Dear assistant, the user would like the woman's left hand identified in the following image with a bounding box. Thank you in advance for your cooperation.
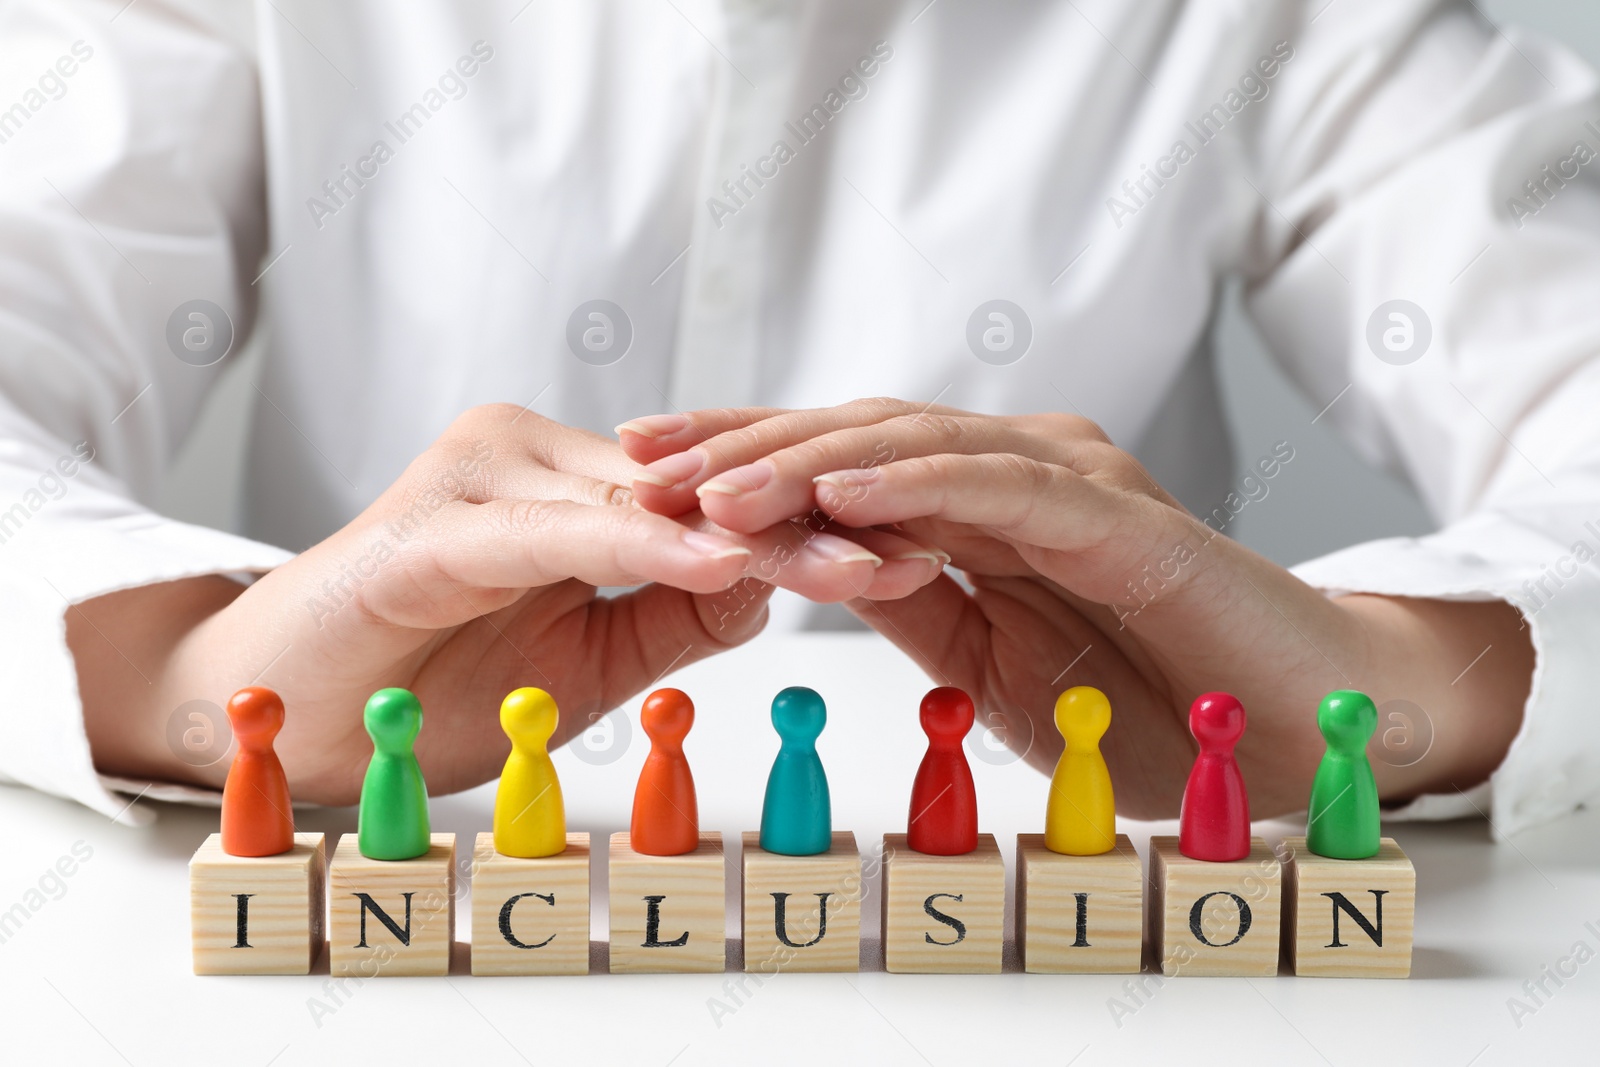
[616,399,1531,819]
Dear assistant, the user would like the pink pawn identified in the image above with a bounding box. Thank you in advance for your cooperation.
[1178,692,1251,862]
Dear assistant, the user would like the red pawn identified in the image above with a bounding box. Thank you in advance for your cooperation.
[220,687,294,857]
[630,688,700,856]
[1178,692,1251,862]
[907,687,979,855]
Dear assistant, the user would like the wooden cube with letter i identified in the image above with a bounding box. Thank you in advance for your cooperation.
[189,687,325,975]
[470,682,592,975]
[1282,691,1416,978]
[1149,694,1281,977]
[882,689,1005,974]
[328,689,455,977]
[609,689,726,974]
[1017,688,1143,973]
[741,686,862,973]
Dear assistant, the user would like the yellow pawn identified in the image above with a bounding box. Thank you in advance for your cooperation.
[1044,686,1116,856]
[493,688,567,858]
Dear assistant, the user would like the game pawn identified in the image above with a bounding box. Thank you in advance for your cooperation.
[1017,686,1143,973]
[190,686,326,974]
[473,687,590,975]
[329,688,455,977]
[1283,689,1416,978]
[610,688,724,973]
[882,687,1004,974]
[744,687,862,973]
[1149,692,1282,976]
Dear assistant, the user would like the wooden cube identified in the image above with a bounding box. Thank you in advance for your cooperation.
[1016,833,1143,973]
[1282,836,1415,978]
[741,831,862,973]
[1149,835,1281,976]
[328,833,455,977]
[190,833,325,975]
[470,832,590,976]
[608,832,725,973]
[881,833,1005,974]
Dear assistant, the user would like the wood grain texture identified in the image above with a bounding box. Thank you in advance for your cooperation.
[471,832,590,976]
[1149,835,1281,976]
[328,833,455,977]
[1016,833,1142,974]
[190,833,325,975]
[881,833,1004,974]
[1282,836,1414,978]
[608,832,725,974]
[741,831,861,973]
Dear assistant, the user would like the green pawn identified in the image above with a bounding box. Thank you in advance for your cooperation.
[1307,689,1381,860]
[358,688,432,860]
[759,687,832,856]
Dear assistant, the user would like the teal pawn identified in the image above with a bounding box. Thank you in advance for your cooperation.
[358,688,432,860]
[759,687,832,856]
[1307,689,1381,860]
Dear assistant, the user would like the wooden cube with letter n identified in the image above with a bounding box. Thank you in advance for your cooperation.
[742,831,862,973]
[329,833,455,977]
[470,832,590,976]
[1282,836,1415,978]
[881,833,1004,974]
[608,832,725,973]
[190,833,326,975]
[1016,833,1142,973]
[1149,836,1281,976]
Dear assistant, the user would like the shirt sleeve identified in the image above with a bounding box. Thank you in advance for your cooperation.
[1242,1,1600,837]
[0,1,292,823]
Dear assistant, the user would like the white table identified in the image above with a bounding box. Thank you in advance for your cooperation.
[3,633,1593,1065]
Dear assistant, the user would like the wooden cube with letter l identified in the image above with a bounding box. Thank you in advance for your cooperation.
[881,833,1005,974]
[1016,833,1143,973]
[328,833,455,977]
[742,831,862,973]
[608,832,725,973]
[1282,835,1415,978]
[470,832,590,976]
[190,833,326,975]
[1149,836,1281,976]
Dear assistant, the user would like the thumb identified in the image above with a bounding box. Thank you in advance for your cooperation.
[589,578,774,715]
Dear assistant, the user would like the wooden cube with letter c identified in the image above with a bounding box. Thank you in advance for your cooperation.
[1281,835,1415,978]
[1149,835,1281,976]
[881,833,1004,974]
[328,833,455,977]
[608,832,725,974]
[470,832,590,976]
[741,831,862,973]
[190,833,325,975]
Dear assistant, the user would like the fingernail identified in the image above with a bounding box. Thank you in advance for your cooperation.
[889,549,949,567]
[636,450,705,488]
[814,467,880,490]
[615,414,689,440]
[698,462,773,499]
[682,531,752,560]
[805,533,883,566]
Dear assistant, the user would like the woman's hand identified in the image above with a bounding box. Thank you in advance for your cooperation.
[619,399,1533,818]
[76,406,934,803]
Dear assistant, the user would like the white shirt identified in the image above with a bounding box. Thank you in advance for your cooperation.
[1,0,1597,836]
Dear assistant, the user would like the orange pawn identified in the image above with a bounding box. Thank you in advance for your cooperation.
[220,686,294,857]
[629,688,699,856]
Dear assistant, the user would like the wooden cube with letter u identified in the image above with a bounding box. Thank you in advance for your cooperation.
[742,831,862,973]
[470,832,590,976]
[881,833,1005,974]
[329,833,456,977]
[1282,836,1415,978]
[1149,836,1281,976]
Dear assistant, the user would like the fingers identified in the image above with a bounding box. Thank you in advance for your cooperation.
[625,398,968,517]
[615,407,790,465]
[687,413,1078,533]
